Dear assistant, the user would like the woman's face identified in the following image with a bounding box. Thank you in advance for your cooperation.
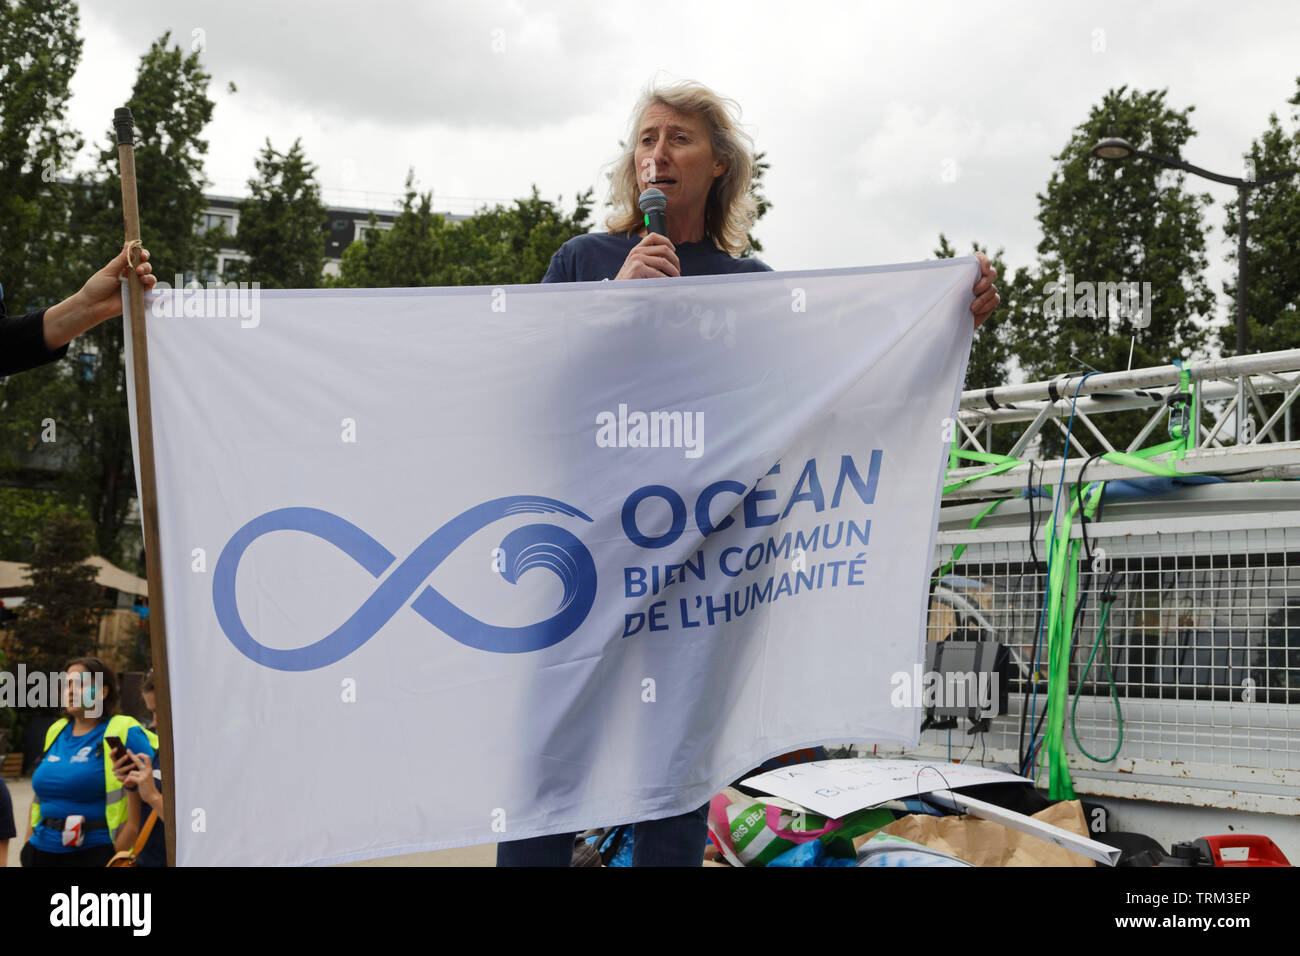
[634,103,725,224]
[63,664,95,716]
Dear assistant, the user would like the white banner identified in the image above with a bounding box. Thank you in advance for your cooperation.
[126,257,976,865]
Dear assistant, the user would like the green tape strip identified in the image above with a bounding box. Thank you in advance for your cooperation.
[943,362,1206,795]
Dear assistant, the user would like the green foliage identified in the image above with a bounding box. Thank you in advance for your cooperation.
[225,138,327,288]
[73,30,219,280]
[449,185,594,285]
[932,88,1221,461]
[48,31,217,564]
[0,488,90,562]
[998,87,1219,457]
[9,26,1300,565]
[1221,76,1300,356]
[743,150,771,256]
[1028,87,1215,381]
[934,235,1040,454]
[0,0,84,313]
[10,513,104,673]
[934,234,1015,390]
[333,173,594,289]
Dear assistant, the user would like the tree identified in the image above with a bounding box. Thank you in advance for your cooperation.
[0,0,86,598]
[334,174,593,289]
[74,31,219,281]
[934,235,1041,455]
[1221,76,1300,357]
[445,184,594,286]
[935,234,1016,390]
[10,513,104,674]
[225,138,327,288]
[1023,87,1217,455]
[743,149,771,256]
[333,172,452,288]
[0,490,90,563]
[49,32,218,565]
[0,0,84,313]
[0,0,85,519]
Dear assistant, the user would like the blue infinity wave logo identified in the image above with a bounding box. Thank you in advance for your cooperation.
[212,496,597,670]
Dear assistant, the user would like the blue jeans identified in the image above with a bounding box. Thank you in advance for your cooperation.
[496,802,710,867]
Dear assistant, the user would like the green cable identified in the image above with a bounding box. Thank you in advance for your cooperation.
[1042,370,1200,795]
[944,366,1199,794]
[1042,484,1087,799]
[944,449,1024,495]
[1070,597,1124,762]
[932,498,1006,581]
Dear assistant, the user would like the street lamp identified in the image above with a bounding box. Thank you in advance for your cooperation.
[1090,136,1298,356]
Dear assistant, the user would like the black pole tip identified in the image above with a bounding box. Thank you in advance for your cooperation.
[114,107,135,146]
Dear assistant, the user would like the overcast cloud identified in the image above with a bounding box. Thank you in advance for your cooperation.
[61,0,1300,367]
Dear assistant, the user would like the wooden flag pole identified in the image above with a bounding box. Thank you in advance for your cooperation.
[114,106,178,867]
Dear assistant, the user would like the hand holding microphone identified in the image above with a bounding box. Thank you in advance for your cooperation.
[614,187,681,280]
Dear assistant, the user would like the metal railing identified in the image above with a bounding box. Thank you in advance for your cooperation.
[949,350,1300,499]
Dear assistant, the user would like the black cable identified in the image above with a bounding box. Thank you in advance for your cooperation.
[1075,453,1106,567]
[1021,458,1108,775]
[1025,566,1121,771]
[1017,588,1049,776]
[1018,464,1045,774]
[1025,571,1096,767]
[914,764,955,799]
[1066,579,1093,666]
[1027,462,1042,573]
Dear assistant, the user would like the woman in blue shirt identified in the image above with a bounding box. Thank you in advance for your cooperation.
[498,78,999,867]
[21,657,155,867]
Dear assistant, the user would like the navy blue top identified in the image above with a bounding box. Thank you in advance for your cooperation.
[542,232,772,283]
[0,280,66,376]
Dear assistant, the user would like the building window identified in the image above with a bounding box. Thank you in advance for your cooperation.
[200,210,237,236]
[355,220,394,242]
[215,253,251,281]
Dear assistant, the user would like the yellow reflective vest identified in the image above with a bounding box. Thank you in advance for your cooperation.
[29,714,158,842]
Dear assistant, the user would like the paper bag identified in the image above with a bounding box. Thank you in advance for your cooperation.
[859,799,1096,867]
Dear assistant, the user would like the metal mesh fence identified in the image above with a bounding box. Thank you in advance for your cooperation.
[922,525,1300,773]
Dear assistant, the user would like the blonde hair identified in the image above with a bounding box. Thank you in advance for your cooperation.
[604,79,760,257]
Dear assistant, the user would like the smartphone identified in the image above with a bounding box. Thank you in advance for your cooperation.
[106,736,127,761]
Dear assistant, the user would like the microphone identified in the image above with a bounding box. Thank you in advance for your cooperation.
[638,187,668,238]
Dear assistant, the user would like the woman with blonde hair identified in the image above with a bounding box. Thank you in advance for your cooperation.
[501,78,998,867]
[539,78,998,327]
[540,79,775,283]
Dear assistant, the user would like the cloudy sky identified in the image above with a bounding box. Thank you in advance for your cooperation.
[62,0,1300,358]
